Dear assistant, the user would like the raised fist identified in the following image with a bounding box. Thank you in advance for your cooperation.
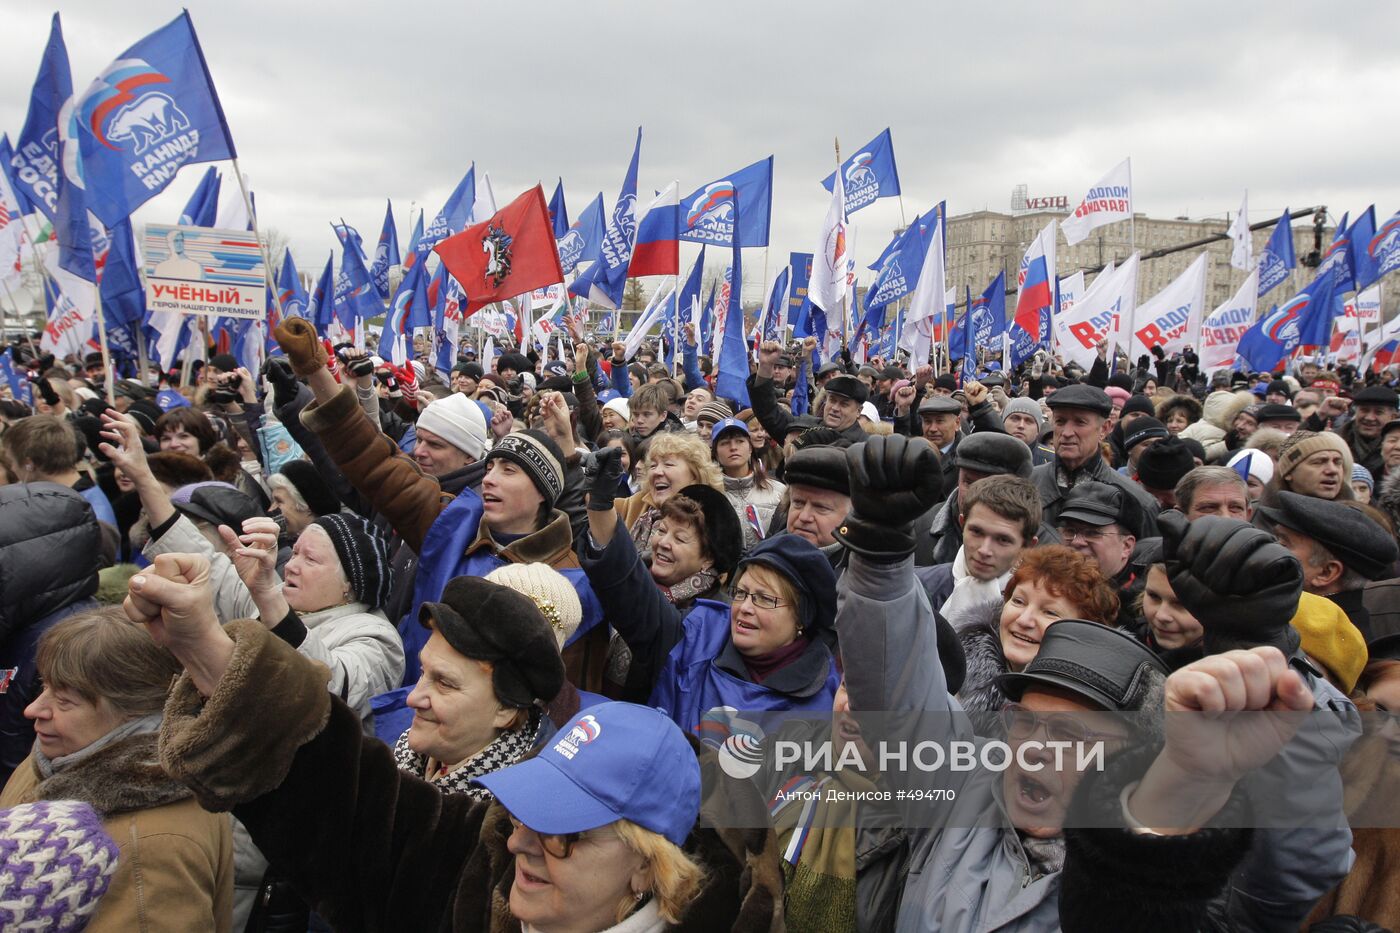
[273,317,326,377]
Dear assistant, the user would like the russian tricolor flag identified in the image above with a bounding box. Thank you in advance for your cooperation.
[628,181,680,278]
[1013,220,1057,337]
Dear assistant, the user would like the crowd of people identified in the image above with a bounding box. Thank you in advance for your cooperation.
[1,318,1399,933]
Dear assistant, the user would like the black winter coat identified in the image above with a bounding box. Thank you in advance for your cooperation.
[0,483,102,783]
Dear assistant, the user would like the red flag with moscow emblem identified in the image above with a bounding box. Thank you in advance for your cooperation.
[433,185,565,317]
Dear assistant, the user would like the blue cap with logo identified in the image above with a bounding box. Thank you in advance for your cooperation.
[710,417,751,445]
[475,702,700,846]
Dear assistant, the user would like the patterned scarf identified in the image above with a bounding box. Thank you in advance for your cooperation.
[661,567,719,605]
[392,712,541,800]
[629,507,660,561]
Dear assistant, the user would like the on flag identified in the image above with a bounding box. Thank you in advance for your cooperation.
[1237,298,1304,372]
[1349,206,1378,292]
[11,20,71,226]
[40,245,97,358]
[1199,270,1259,371]
[899,204,946,365]
[1228,192,1251,271]
[557,192,603,274]
[0,138,23,292]
[1293,263,1344,350]
[679,156,773,248]
[214,172,252,231]
[433,185,565,316]
[369,200,400,300]
[629,181,680,278]
[821,129,900,216]
[714,192,749,407]
[308,252,335,330]
[808,168,849,328]
[968,272,1007,355]
[1126,252,1207,360]
[1257,209,1296,297]
[472,172,497,224]
[548,180,569,238]
[1012,220,1057,335]
[570,128,642,309]
[865,206,936,316]
[17,15,95,282]
[668,246,706,368]
[761,266,791,343]
[75,12,236,227]
[622,281,674,360]
[179,166,220,226]
[276,248,308,319]
[1060,158,1132,247]
[378,258,431,365]
[334,225,381,329]
[1054,254,1139,371]
[418,165,476,256]
[1363,208,1400,287]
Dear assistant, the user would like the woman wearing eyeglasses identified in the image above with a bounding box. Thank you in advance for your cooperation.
[580,447,839,733]
[127,554,782,933]
[956,544,1119,714]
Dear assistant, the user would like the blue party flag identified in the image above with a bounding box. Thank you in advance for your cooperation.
[679,156,773,248]
[821,128,900,215]
[75,12,236,227]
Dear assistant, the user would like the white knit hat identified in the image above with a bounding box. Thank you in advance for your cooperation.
[1227,448,1275,487]
[603,397,630,422]
[416,394,488,460]
[485,562,583,649]
[860,401,880,422]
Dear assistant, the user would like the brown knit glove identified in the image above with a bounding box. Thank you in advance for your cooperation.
[273,317,326,377]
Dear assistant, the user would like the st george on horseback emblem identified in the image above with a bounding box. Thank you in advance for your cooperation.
[482,224,513,288]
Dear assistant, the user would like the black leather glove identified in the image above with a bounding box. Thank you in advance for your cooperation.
[838,434,943,561]
[264,358,300,411]
[584,445,624,512]
[1157,510,1302,655]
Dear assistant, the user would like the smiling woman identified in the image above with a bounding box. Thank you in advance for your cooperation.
[956,544,1119,715]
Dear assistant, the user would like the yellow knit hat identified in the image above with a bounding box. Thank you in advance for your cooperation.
[1289,592,1367,693]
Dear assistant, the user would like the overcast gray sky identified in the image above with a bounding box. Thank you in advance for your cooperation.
[6,1,1399,300]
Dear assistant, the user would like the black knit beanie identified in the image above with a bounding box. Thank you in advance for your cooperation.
[312,513,395,609]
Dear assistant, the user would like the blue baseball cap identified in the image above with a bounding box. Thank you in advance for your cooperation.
[475,702,700,846]
[710,417,750,445]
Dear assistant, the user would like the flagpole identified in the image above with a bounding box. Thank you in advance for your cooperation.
[833,137,849,351]
[91,287,116,405]
[229,158,284,320]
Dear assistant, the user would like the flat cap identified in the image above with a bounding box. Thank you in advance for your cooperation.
[1258,490,1400,581]
[918,395,962,416]
[824,374,870,405]
[1351,385,1399,408]
[951,433,1032,479]
[1058,481,1146,537]
[1044,383,1112,417]
[1255,403,1301,423]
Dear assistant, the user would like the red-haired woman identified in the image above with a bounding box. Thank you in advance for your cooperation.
[956,544,1119,713]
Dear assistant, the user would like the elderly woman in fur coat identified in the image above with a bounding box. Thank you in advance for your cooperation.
[125,553,783,933]
[952,545,1120,714]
